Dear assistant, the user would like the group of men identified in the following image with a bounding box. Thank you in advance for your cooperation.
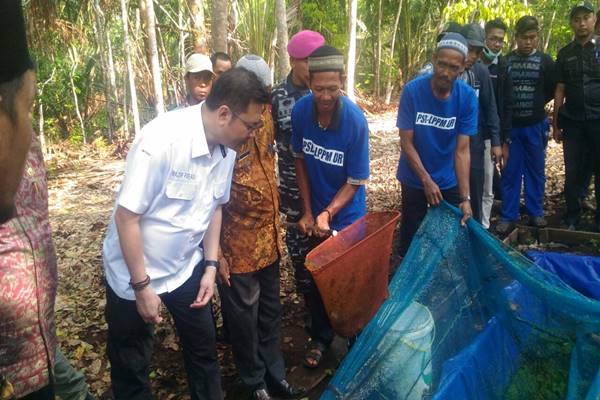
[399,1,600,257]
[3,0,600,399]
[99,28,371,400]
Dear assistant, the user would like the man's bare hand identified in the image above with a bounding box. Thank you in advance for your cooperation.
[135,286,163,324]
[314,211,331,237]
[501,143,510,168]
[191,267,216,308]
[423,177,443,206]
[298,213,315,236]
[491,145,503,169]
[459,201,473,226]
[217,256,231,287]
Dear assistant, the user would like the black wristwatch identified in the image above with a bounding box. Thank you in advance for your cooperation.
[204,260,220,269]
[459,195,471,203]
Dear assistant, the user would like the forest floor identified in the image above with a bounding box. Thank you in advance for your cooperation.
[47,109,585,399]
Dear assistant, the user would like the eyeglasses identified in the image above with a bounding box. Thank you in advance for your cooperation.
[487,36,505,44]
[231,110,264,132]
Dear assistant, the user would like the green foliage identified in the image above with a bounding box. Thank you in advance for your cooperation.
[300,0,348,50]
[235,0,276,63]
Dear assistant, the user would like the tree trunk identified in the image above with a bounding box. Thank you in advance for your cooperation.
[141,0,165,114]
[543,9,556,53]
[275,0,290,82]
[68,47,86,144]
[121,0,141,138]
[346,0,358,102]
[374,0,382,98]
[188,0,209,53]
[105,30,118,141]
[384,0,404,105]
[92,0,115,140]
[212,0,228,53]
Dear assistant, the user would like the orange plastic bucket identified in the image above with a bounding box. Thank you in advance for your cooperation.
[305,211,400,337]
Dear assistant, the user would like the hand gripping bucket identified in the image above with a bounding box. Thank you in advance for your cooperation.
[305,211,400,337]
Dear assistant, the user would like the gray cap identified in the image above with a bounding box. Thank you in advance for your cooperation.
[437,32,469,58]
[462,23,486,48]
[236,55,272,87]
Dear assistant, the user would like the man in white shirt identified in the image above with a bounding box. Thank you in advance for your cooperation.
[102,68,270,400]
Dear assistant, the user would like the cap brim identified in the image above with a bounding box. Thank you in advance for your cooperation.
[187,68,215,74]
[467,39,485,48]
[571,6,594,18]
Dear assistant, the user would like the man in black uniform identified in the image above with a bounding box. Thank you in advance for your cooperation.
[553,1,600,230]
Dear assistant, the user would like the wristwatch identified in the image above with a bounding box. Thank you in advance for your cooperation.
[204,260,220,269]
[459,195,471,203]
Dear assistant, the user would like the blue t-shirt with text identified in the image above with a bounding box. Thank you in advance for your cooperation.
[291,94,370,231]
[396,75,478,190]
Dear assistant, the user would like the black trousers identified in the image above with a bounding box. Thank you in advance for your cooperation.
[105,263,222,400]
[399,183,461,256]
[20,385,54,400]
[562,120,600,224]
[470,167,484,224]
[220,261,285,390]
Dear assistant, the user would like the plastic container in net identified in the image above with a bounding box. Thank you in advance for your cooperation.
[305,211,400,337]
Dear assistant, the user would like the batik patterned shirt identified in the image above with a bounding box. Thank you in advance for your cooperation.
[221,110,283,273]
[0,136,57,398]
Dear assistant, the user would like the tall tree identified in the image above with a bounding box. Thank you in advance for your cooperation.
[212,0,228,53]
[275,0,290,82]
[188,0,209,52]
[346,0,357,102]
[385,0,403,105]
[121,0,141,138]
[141,0,165,114]
[374,0,382,98]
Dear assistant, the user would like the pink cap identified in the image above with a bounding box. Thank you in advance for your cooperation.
[287,30,325,59]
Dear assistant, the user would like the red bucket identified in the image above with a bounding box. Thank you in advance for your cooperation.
[305,211,400,337]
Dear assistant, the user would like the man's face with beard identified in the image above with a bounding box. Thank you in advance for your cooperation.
[570,10,596,40]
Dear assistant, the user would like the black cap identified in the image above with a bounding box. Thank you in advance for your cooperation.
[462,23,486,48]
[570,0,594,19]
[0,0,34,83]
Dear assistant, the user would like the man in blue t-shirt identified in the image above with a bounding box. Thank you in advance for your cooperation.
[291,45,370,368]
[397,32,478,256]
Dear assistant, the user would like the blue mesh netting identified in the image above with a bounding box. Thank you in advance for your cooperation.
[321,202,600,400]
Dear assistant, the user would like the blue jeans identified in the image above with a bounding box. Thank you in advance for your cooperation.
[500,122,546,221]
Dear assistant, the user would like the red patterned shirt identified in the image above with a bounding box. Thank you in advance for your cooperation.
[0,136,57,398]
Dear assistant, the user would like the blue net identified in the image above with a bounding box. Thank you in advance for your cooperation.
[321,202,600,400]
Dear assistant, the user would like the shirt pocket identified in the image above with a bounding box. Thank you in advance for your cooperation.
[165,181,197,201]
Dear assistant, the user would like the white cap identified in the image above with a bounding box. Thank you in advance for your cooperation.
[236,55,272,87]
[185,53,214,74]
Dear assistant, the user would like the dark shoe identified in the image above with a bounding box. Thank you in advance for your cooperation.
[496,220,515,235]
[565,218,579,231]
[529,216,547,228]
[269,379,303,399]
[85,394,96,400]
[303,341,328,369]
[252,388,271,400]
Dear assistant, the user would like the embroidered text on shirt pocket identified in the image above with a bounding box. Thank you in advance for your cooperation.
[166,181,197,200]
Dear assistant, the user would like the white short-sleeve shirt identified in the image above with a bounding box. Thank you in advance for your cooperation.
[102,103,236,300]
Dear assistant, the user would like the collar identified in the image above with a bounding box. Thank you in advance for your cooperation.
[573,36,597,48]
[312,97,343,131]
[286,73,309,94]
[191,102,212,159]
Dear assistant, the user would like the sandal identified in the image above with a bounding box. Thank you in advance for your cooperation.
[303,342,327,369]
